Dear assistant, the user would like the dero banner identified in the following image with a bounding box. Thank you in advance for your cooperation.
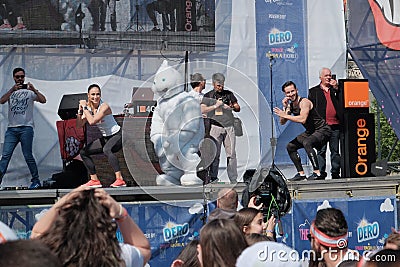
[255,0,308,164]
[291,196,397,256]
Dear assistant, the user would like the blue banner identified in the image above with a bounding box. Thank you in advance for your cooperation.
[1,196,397,266]
[255,0,308,164]
[0,200,206,267]
[290,196,397,257]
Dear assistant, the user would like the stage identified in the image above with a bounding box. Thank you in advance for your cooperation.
[1,175,399,206]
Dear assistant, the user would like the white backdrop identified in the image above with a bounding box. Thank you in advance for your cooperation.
[0,0,346,186]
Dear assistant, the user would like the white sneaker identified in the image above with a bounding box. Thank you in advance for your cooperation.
[180,174,203,186]
[156,174,181,186]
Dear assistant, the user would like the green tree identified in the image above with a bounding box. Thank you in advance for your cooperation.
[372,100,400,162]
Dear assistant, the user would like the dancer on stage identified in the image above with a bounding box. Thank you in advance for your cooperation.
[76,84,126,188]
[274,80,331,181]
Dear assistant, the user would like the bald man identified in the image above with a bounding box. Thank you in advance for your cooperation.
[208,188,238,221]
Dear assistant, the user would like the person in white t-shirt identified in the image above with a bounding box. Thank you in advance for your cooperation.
[0,67,46,190]
[188,73,206,103]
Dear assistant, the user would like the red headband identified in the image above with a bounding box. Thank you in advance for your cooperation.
[310,222,348,248]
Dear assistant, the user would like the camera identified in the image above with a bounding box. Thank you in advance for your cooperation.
[254,180,280,218]
[242,167,291,221]
[21,84,28,89]
[220,96,230,105]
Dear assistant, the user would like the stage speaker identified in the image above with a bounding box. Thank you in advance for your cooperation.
[51,159,88,188]
[58,93,87,120]
[371,159,388,177]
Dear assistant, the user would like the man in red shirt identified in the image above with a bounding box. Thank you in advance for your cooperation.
[308,68,343,179]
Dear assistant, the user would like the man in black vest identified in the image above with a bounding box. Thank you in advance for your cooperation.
[308,68,343,179]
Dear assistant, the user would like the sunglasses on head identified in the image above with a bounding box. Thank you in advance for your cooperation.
[14,75,25,79]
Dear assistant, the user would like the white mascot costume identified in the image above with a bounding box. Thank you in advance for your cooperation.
[150,60,204,186]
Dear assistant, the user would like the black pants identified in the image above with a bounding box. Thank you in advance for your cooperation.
[287,126,331,172]
[88,0,107,31]
[0,0,22,23]
[80,129,122,175]
[146,0,176,30]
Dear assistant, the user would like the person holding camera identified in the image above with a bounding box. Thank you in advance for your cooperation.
[201,73,240,184]
[273,81,331,181]
[308,68,343,180]
[0,67,46,189]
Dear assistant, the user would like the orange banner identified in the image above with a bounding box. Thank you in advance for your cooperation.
[343,81,369,108]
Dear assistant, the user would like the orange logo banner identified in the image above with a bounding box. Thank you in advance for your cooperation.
[343,81,369,108]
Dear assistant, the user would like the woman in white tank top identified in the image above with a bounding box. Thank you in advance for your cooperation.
[76,84,126,188]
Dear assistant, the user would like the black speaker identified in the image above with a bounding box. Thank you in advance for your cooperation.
[51,159,88,188]
[58,93,87,120]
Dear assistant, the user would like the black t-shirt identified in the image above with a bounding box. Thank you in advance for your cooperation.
[202,89,238,127]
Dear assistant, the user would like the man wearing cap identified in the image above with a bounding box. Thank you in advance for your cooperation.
[308,208,359,267]
[189,73,206,103]
[201,73,240,183]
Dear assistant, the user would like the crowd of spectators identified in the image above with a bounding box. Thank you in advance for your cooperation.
[1,186,399,267]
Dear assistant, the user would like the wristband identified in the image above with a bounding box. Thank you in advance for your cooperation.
[213,105,217,109]
[115,205,128,222]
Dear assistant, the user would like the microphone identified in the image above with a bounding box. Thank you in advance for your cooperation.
[267,51,275,60]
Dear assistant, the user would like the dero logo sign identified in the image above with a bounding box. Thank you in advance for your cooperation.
[163,222,189,242]
[357,221,379,243]
[269,29,292,45]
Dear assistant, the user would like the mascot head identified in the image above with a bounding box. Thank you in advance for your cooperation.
[152,60,184,98]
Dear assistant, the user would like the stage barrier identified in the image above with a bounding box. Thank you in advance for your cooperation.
[0,196,397,266]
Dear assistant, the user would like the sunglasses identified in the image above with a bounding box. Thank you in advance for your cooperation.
[14,75,25,79]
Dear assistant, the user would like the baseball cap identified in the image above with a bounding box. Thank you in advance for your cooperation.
[0,221,18,244]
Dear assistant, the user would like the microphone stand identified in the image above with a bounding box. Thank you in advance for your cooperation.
[268,53,286,235]
[126,0,144,31]
[269,53,278,168]
[268,52,286,179]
